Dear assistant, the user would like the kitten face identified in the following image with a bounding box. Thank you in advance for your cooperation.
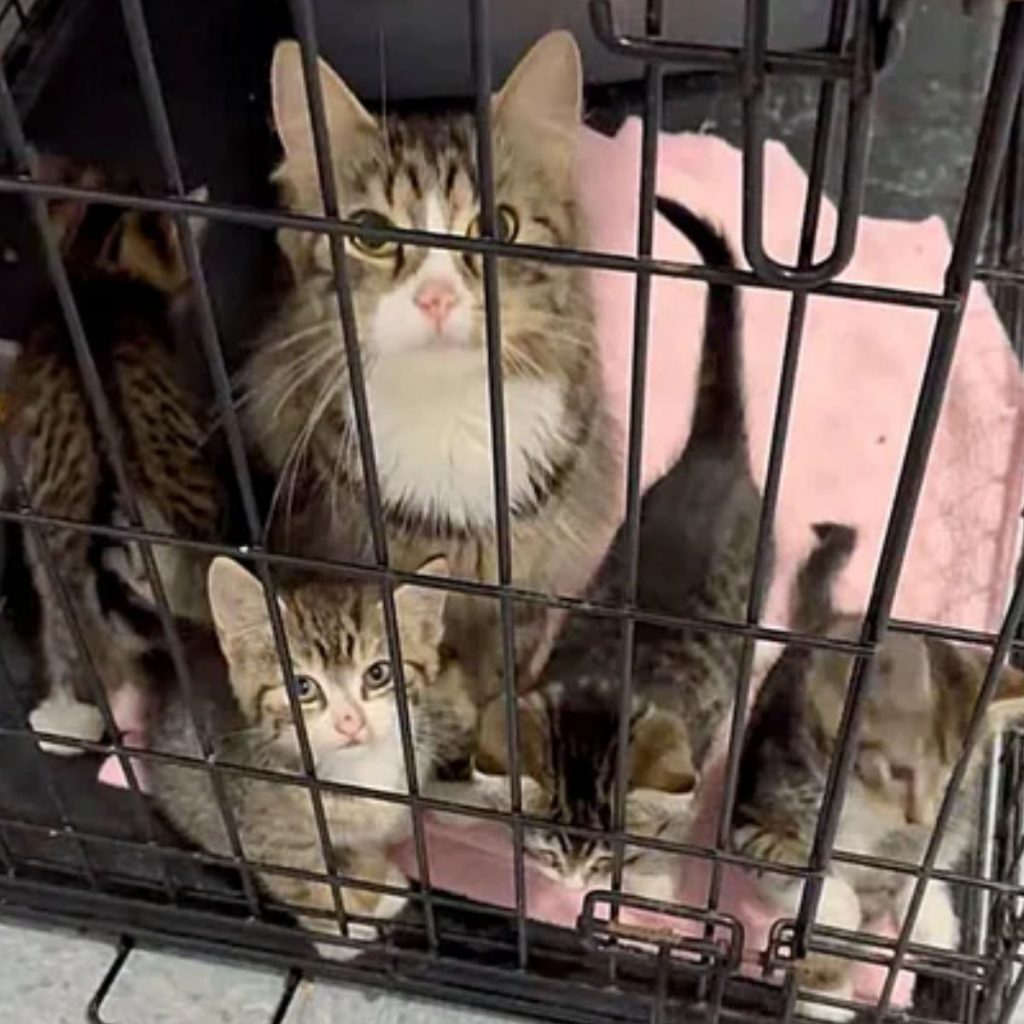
[812,628,1024,829]
[270,33,587,374]
[207,556,448,789]
[477,686,697,888]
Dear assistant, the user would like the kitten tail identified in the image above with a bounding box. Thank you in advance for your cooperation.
[654,195,743,452]
[790,523,857,633]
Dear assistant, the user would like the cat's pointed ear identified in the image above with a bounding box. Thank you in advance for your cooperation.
[476,694,548,781]
[271,40,375,172]
[493,31,581,172]
[393,556,449,646]
[208,557,275,641]
[630,707,697,795]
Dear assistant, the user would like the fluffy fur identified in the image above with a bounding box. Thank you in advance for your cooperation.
[148,556,476,954]
[733,523,1024,1019]
[435,199,766,898]
[9,156,219,754]
[240,32,617,689]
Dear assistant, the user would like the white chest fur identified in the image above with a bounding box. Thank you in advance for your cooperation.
[358,349,568,530]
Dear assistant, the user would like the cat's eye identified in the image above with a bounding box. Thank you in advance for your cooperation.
[362,660,393,695]
[532,849,562,870]
[292,674,322,704]
[348,209,400,258]
[468,204,519,244]
[589,856,614,878]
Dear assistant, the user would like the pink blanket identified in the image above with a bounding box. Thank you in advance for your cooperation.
[390,122,1024,1004]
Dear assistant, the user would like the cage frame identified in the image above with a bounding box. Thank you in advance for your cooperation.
[0,1,1022,1023]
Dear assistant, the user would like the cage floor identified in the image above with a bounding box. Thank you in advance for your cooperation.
[0,0,1010,1019]
[0,920,506,1024]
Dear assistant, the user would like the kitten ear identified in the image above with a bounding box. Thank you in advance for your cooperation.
[493,31,581,173]
[630,707,697,795]
[207,557,274,641]
[393,556,449,645]
[271,40,375,174]
[475,694,548,780]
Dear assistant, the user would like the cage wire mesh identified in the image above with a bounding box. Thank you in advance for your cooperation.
[0,0,1023,1022]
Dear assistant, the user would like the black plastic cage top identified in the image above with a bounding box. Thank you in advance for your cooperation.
[2,0,1024,1022]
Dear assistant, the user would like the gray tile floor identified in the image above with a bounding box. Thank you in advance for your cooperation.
[0,920,498,1024]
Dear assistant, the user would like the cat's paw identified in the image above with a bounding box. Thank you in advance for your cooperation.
[905,881,960,951]
[795,959,857,1022]
[29,695,104,755]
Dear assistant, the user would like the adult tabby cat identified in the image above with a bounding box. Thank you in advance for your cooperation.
[733,523,1024,1019]
[241,32,616,687]
[8,156,218,753]
[149,555,476,954]
[441,198,766,898]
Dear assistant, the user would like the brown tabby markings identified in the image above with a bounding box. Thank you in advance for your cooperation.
[733,524,1024,1018]
[11,158,219,751]
[150,561,476,951]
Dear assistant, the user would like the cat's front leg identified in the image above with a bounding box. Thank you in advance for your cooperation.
[736,825,862,1022]
[895,878,960,952]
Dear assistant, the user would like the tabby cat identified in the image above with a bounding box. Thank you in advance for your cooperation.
[7,156,218,753]
[148,555,476,954]
[241,31,616,689]
[438,198,766,899]
[733,523,1024,1019]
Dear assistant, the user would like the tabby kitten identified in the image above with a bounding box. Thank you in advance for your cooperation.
[8,156,218,753]
[148,556,476,953]
[733,523,1024,1019]
[242,31,616,688]
[441,199,765,899]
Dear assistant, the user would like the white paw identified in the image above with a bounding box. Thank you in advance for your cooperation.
[906,882,960,951]
[29,695,104,755]
[369,864,410,922]
[624,862,679,903]
[796,996,857,1023]
[796,977,856,1022]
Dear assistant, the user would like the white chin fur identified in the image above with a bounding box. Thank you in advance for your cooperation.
[29,695,104,755]
[360,348,567,531]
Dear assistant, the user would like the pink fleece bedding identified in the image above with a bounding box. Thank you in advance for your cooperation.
[389,122,1024,1004]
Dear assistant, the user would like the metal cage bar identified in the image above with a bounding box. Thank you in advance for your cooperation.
[467,0,529,969]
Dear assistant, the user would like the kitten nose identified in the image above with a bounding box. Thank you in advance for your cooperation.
[414,278,458,329]
[334,706,367,746]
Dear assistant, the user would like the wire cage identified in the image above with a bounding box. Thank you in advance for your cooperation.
[1,1,1024,1022]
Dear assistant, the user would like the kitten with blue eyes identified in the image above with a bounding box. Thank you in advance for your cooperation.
[240,31,616,690]
[148,555,476,955]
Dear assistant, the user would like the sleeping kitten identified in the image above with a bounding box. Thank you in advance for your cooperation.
[438,198,765,900]
[7,156,218,754]
[241,31,616,690]
[149,555,476,954]
[733,523,1024,1019]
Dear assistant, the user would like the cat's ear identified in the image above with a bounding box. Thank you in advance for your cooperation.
[271,40,375,173]
[208,557,275,641]
[393,556,449,646]
[29,150,110,253]
[113,193,208,294]
[493,31,581,173]
[630,707,697,795]
[476,694,548,781]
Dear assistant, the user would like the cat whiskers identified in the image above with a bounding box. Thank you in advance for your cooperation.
[269,367,343,540]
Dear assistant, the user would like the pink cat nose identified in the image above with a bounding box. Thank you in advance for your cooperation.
[334,707,367,746]
[414,278,458,329]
